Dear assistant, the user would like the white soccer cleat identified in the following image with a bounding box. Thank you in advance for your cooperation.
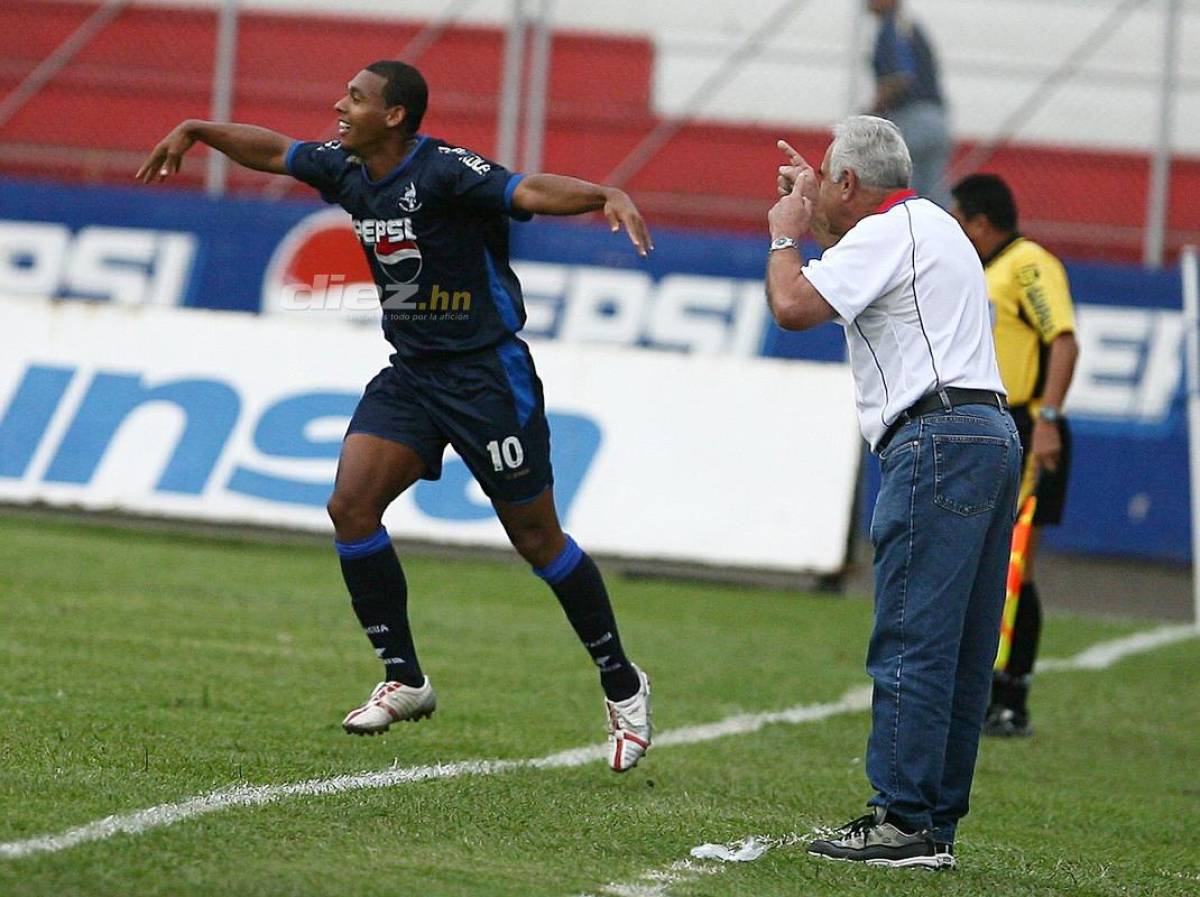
[605,665,651,772]
[341,677,437,735]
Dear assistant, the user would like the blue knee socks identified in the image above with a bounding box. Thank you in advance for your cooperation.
[534,536,639,701]
[336,527,424,687]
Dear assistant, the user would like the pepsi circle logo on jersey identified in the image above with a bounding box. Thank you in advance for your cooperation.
[373,237,422,285]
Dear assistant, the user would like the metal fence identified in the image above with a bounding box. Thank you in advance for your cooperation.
[1,0,1196,265]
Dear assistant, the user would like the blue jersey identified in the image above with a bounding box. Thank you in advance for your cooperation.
[872,15,943,110]
[285,135,532,360]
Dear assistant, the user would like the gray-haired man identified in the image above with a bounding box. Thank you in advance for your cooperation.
[768,116,1020,869]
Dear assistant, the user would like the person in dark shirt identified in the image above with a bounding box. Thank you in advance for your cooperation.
[138,60,654,772]
[867,0,952,208]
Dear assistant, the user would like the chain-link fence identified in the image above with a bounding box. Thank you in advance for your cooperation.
[2,0,1197,264]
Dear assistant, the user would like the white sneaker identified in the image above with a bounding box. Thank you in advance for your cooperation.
[605,665,651,772]
[341,678,436,735]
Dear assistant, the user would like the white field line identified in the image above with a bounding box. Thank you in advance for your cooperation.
[577,834,805,897]
[1,624,1192,862]
[582,858,721,897]
[1036,623,1196,671]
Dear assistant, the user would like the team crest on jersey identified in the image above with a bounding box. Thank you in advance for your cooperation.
[398,182,422,213]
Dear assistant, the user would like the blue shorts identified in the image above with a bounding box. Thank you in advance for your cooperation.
[347,337,553,504]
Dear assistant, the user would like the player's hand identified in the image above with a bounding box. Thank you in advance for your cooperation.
[777,139,818,202]
[1031,418,1061,473]
[136,122,197,184]
[603,189,654,257]
[767,168,815,240]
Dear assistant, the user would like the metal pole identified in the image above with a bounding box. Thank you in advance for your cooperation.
[844,0,868,116]
[496,0,528,169]
[605,0,812,188]
[521,0,553,174]
[206,0,239,196]
[0,0,128,129]
[1142,0,1182,268]
[398,0,478,63]
[1181,246,1200,630]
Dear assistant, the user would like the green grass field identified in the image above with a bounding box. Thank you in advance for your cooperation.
[0,514,1197,897]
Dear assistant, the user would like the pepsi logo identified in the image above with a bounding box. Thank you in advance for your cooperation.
[374,238,422,284]
[261,208,374,313]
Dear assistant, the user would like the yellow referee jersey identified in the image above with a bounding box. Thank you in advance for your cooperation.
[984,236,1076,407]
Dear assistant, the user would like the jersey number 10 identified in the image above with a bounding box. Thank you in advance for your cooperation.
[486,436,525,471]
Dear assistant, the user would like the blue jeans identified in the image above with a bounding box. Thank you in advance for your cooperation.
[891,100,952,209]
[865,403,1021,843]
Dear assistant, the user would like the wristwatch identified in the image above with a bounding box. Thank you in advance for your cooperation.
[769,236,799,253]
[1038,405,1062,423]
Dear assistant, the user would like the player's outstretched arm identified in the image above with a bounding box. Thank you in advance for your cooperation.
[137,120,294,184]
[512,174,653,257]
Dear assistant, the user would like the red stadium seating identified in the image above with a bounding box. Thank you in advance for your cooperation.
[1,0,1195,262]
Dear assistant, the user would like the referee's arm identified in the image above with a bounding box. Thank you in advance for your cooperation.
[1032,332,1079,472]
[1039,332,1078,414]
[1017,256,1079,471]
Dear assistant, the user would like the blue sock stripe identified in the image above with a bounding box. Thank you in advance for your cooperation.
[335,526,392,559]
[534,535,584,585]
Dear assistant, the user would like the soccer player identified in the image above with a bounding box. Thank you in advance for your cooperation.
[137,60,654,772]
[951,173,1079,738]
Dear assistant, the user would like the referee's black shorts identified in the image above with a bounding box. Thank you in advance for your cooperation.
[1010,404,1071,526]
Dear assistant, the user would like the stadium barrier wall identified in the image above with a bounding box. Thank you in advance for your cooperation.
[0,175,1191,562]
[0,299,861,575]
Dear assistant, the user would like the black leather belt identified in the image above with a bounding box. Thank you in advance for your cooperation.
[878,387,1007,452]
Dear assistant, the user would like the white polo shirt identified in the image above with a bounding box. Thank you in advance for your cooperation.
[802,190,1005,451]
